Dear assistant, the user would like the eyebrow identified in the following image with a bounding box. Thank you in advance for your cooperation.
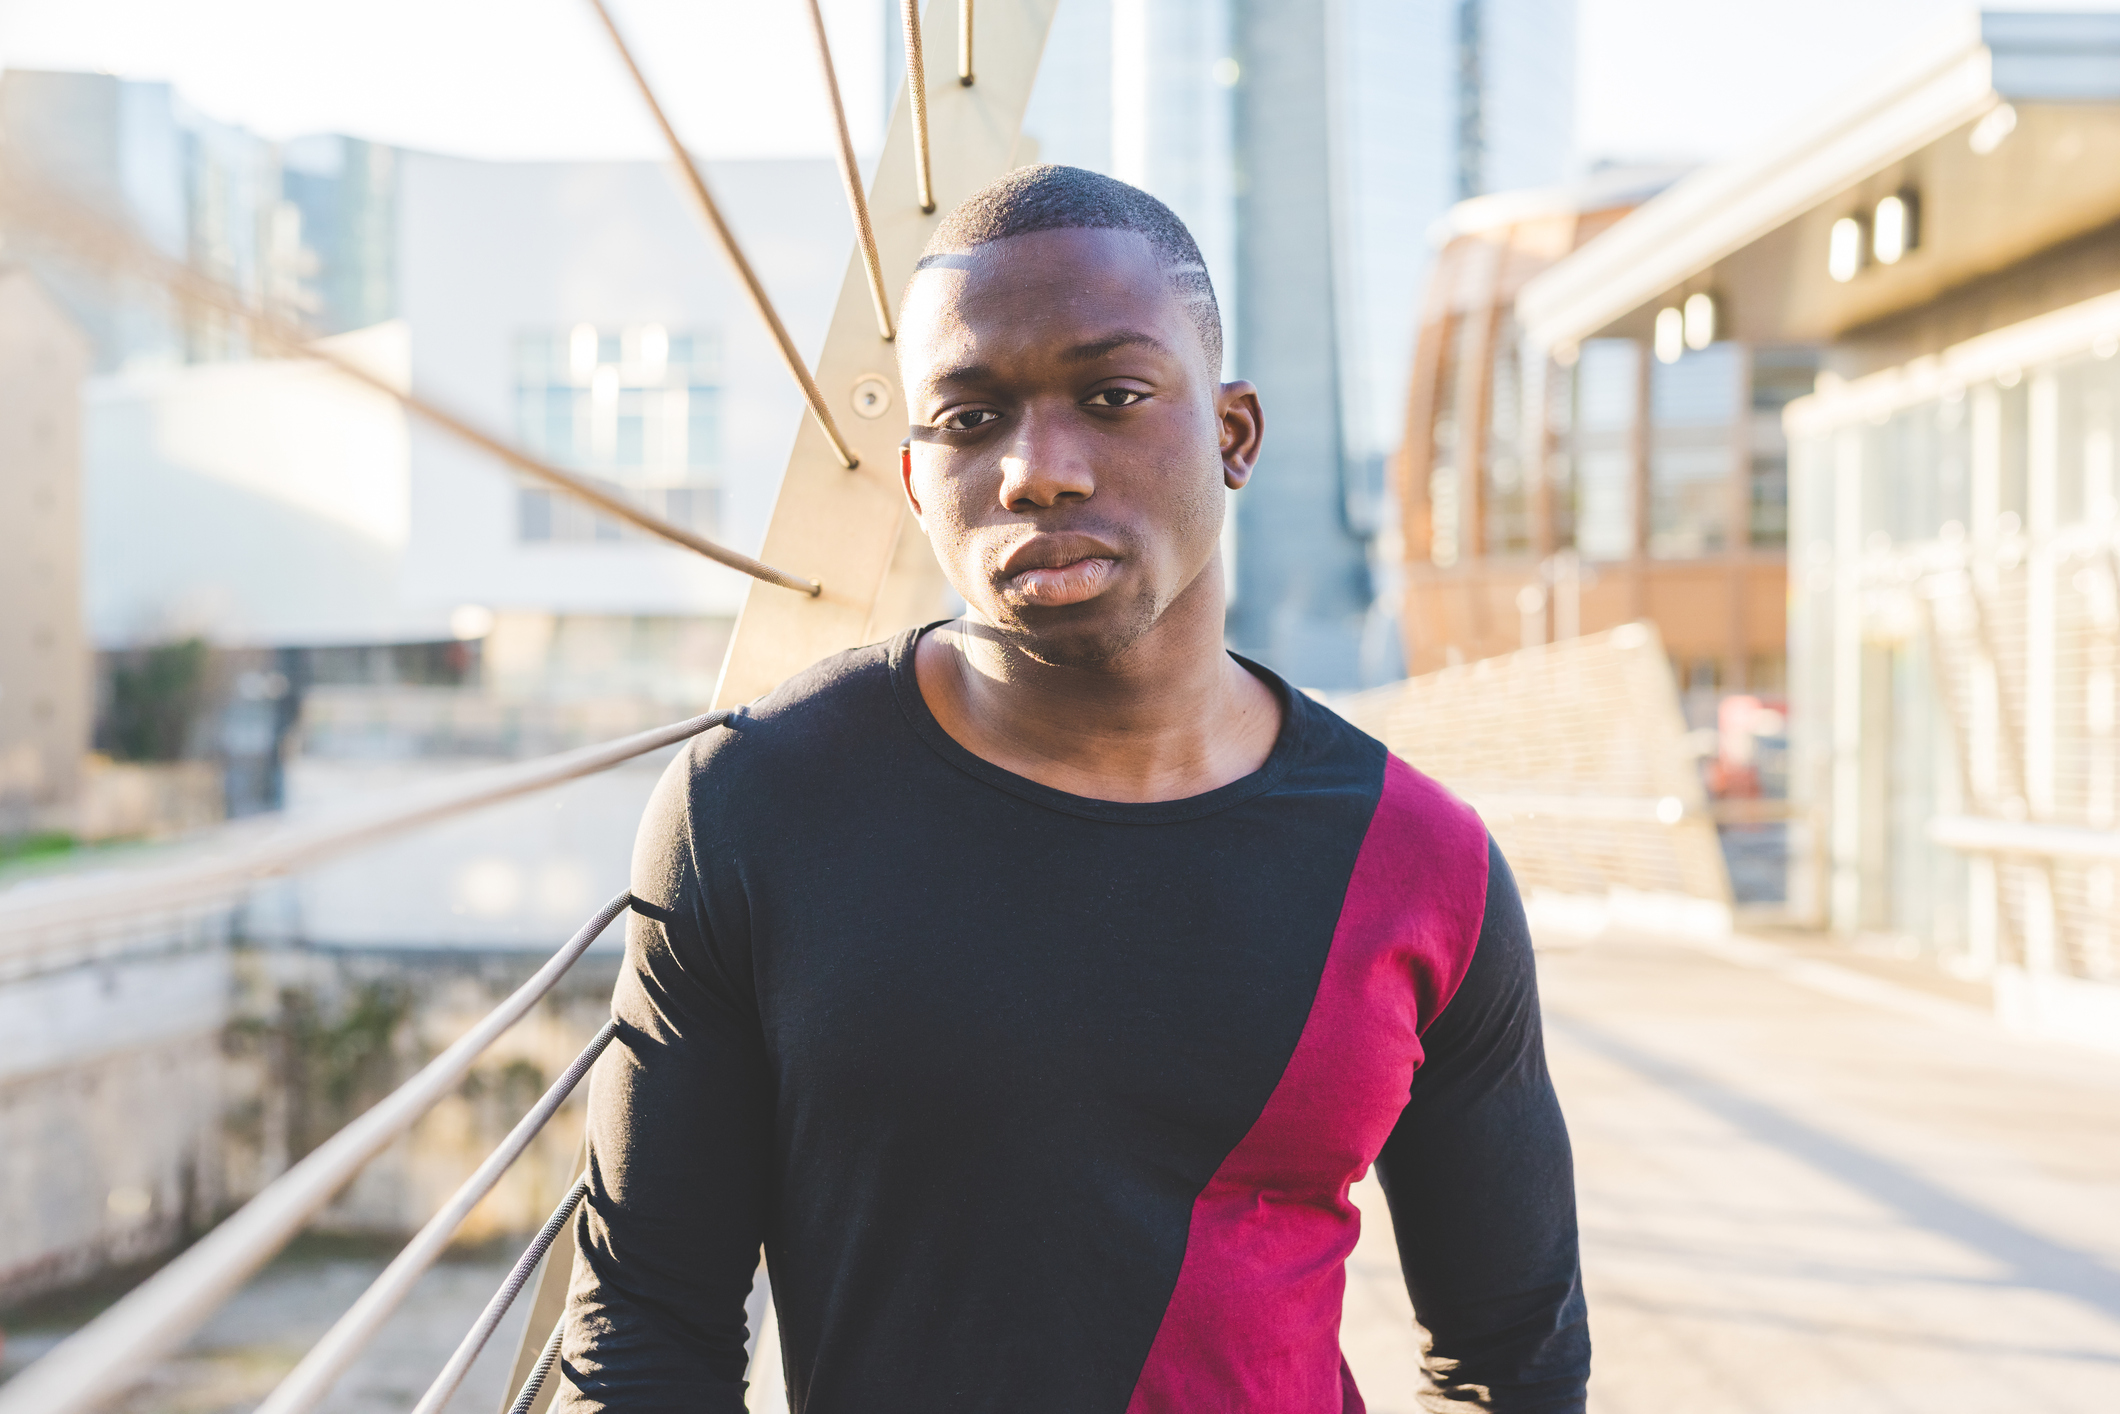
[920,332,1179,394]
[924,361,993,390]
[1060,332,1176,363]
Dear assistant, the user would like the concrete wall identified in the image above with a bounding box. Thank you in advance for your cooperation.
[0,270,93,836]
[0,912,629,1305]
[0,917,233,1303]
[223,943,624,1244]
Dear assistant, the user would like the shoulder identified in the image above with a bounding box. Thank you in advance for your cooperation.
[661,635,904,827]
[1294,691,1491,945]
[1294,691,1487,861]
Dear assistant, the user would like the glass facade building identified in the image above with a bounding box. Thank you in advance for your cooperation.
[1398,171,1799,714]
[1514,11,2120,1039]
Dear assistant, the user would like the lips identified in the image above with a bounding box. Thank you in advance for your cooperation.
[998,532,1123,608]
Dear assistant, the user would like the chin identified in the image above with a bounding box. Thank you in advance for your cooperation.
[987,591,1162,670]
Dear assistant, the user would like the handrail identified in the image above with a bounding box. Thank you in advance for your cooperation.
[0,709,731,969]
[507,1322,570,1414]
[253,1021,620,1414]
[410,1174,592,1414]
[1930,814,2120,861]
[0,893,642,1414]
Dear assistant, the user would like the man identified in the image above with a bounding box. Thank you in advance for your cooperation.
[558,165,1588,1412]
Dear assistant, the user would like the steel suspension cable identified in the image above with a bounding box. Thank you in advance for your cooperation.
[959,0,975,85]
[585,0,860,469]
[410,1172,593,1414]
[330,362,821,596]
[802,0,894,341]
[900,0,937,212]
[0,167,821,597]
[509,1322,569,1414]
[254,1021,622,1414]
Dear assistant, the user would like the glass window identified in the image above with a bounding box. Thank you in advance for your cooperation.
[544,388,578,466]
[1485,455,1531,555]
[1576,340,1637,432]
[1483,328,1531,556]
[615,406,645,469]
[1750,454,1788,547]
[512,325,721,545]
[1577,450,1632,560]
[687,386,721,472]
[519,487,553,542]
[1549,450,1576,551]
[1650,446,1731,558]
[1653,344,1742,426]
[1998,379,2029,525]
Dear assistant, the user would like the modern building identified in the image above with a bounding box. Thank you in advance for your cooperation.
[0,70,389,371]
[1009,0,1576,687]
[0,269,92,838]
[1400,163,1806,705]
[6,65,851,831]
[1517,10,2120,1042]
[82,150,843,813]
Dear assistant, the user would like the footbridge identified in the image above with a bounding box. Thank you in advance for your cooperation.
[0,5,1735,1411]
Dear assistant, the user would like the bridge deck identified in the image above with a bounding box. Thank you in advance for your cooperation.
[1348,934,2120,1413]
[5,931,2117,1413]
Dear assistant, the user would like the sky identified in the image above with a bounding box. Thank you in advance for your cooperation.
[2,0,2119,167]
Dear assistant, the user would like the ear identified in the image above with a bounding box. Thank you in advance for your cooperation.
[1215,381,1263,490]
[900,437,924,520]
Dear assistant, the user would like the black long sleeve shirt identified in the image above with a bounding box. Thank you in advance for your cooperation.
[557,628,1589,1413]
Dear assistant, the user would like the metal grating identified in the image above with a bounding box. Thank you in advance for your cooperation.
[1897,532,2120,982]
[1336,623,1732,908]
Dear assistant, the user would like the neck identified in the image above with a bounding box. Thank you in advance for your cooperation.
[913,561,1283,803]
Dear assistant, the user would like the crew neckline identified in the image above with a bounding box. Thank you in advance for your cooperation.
[886,622,1306,824]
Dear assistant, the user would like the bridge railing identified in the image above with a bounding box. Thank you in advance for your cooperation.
[0,711,732,1414]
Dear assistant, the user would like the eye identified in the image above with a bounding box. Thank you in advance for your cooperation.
[1086,389,1147,408]
[940,408,1000,431]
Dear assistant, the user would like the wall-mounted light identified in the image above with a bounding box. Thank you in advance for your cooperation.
[1828,216,1865,283]
[638,323,670,382]
[1873,191,1918,265]
[569,323,600,382]
[1654,306,1685,364]
[450,604,497,641]
[1969,102,2017,156]
[1683,292,1717,350]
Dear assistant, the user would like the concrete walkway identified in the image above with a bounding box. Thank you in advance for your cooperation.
[1342,934,2120,1413]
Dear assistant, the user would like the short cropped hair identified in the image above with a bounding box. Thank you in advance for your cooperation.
[915,164,1224,374]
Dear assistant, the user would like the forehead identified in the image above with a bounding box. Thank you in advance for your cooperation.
[899,227,1188,368]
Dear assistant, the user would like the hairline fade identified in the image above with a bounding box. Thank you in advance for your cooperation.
[909,164,1224,376]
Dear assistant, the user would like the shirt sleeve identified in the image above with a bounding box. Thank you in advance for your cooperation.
[1373,837,1591,1412]
[554,744,773,1413]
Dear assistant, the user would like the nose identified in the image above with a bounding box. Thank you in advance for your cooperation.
[995,405,1096,512]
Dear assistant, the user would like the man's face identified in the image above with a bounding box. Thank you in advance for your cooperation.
[896,227,1260,668]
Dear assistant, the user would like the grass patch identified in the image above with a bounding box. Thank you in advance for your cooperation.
[0,832,74,866]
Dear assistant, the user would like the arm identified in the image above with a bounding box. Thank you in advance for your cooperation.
[1374,839,1590,1412]
[555,747,774,1413]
